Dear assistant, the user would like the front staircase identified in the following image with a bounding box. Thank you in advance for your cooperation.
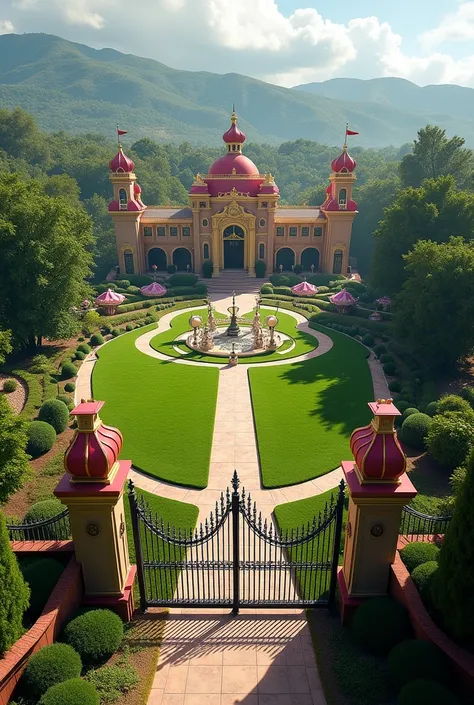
[199,269,266,295]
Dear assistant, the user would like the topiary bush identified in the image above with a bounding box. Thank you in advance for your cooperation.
[395,401,411,414]
[61,361,77,380]
[388,639,450,691]
[115,279,130,288]
[57,394,74,410]
[373,344,387,356]
[400,542,440,573]
[125,324,133,331]
[402,407,419,420]
[389,380,402,393]
[380,354,394,364]
[460,386,474,409]
[21,558,65,620]
[437,394,474,419]
[64,382,75,393]
[22,643,82,699]
[273,286,293,296]
[38,399,69,434]
[400,413,432,449]
[397,679,459,705]
[351,597,411,654]
[426,412,474,470]
[425,401,439,417]
[24,498,64,524]
[26,420,56,457]
[411,561,438,604]
[202,260,213,278]
[90,333,105,346]
[255,260,267,278]
[39,678,99,705]
[111,329,120,337]
[3,378,17,393]
[76,343,91,355]
[167,273,198,287]
[260,284,273,294]
[63,609,124,664]
[74,351,85,361]
[0,513,30,656]
[383,362,397,376]
[362,333,374,346]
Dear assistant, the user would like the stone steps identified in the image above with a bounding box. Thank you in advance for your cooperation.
[200,270,266,295]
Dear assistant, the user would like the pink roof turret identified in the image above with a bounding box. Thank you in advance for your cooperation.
[140,282,166,297]
[223,109,246,144]
[331,145,357,173]
[291,280,318,296]
[109,146,135,173]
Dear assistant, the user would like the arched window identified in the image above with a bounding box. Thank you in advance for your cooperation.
[338,188,347,208]
[259,243,265,260]
[203,243,210,260]
[119,188,127,210]
[333,249,343,275]
[123,249,134,274]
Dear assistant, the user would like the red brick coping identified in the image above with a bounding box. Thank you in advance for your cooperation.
[0,555,83,705]
[390,551,474,692]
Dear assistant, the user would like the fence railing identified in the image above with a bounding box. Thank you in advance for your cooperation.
[399,504,452,543]
[6,509,71,542]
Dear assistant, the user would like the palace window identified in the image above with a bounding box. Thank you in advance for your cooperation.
[276,226,284,237]
[338,188,347,208]
[289,226,297,237]
[123,249,134,274]
[313,226,323,237]
[261,201,268,208]
[202,218,209,227]
[301,226,309,237]
[259,243,265,259]
[203,243,210,260]
[119,188,127,210]
[182,226,191,237]
[143,226,153,237]
[333,249,343,275]
[170,226,178,236]
[199,201,207,208]
[157,226,166,237]
[259,218,266,227]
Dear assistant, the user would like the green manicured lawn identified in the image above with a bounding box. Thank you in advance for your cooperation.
[149,308,317,364]
[249,326,373,487]
[93,324,219,488]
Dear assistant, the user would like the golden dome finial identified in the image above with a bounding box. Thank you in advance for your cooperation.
[231,103,237,124]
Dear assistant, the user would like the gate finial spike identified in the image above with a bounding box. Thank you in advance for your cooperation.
[127,478,135,494]
[231,470,240,493]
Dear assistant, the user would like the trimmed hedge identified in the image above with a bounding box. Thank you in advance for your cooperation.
[167,273,198,287]
[3,378,17,393]
[61,361,77,380]
[411,561,438,604]
[397,679,459,705]
[202,260,213,278]
[22,643,82,698]
[39,678,99,705]
[21,558,65,621]
[400,542,439,573]
[38,399,69,434]
[388,639,449,690]
[76,343,91,355]
[255,260,266,278]
[425,401,439,417]
[63,609,124,664]
[383,362,397,375]
[351,597,411,654]
[166,284,207,297]
[437,394,474,418]
[261,284,273,294]
[16,370,42,420]
[64,382,75,393]
[57,394,74,410]
[26,420,56,457]
[74,351,85,361]
[125,274,153,287]
[461,386,474,409]
[90,332,105,346]
[426,412,474,470]
[400,413,432,449]
[389,380,402,393]
[362,333,374,346]
[24,498,64,524]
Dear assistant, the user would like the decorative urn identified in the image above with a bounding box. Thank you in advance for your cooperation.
[350,399,406,483]
[64,400,123,483]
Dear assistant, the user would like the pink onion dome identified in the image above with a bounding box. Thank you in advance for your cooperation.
[331,146,357,173]
[109,146,135,173]
[140,282,166,297]
[223,111,246,144]
[209,153,259,176]
[291,280,318,296]
[350,400,406,483]
[134,183,142,196]
[329,289,358,306]
[95,288,126,306]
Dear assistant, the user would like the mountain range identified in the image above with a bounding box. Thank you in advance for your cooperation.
[1,33,474,148]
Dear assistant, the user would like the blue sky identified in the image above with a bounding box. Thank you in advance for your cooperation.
[1,0,474,87]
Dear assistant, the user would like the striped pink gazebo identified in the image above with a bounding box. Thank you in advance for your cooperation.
[140,282,167,297]
[376,296,391,309]
[330,288,358,313]
[94,288,126,315]
[291,280,318,297]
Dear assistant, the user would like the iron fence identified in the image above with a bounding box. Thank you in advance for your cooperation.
[399,504,451,543]
[6,509,71,542]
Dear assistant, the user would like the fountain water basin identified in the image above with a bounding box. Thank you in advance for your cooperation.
[181,325,290,357]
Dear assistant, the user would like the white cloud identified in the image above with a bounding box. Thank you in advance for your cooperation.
[0,19,14,32]
[8,0,474,88]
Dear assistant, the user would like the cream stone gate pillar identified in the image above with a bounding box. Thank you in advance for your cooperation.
[55,401,136,621]
[338,399,417,623]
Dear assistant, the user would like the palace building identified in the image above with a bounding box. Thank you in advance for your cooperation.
[108,111,358,277]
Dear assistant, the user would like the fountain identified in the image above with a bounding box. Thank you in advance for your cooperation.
[226,291,240,337]
[207,299,217,331]
[200,326,214,351]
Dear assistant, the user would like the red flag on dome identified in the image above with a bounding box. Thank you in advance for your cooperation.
[117,129,127,136]
[346,129,359,136]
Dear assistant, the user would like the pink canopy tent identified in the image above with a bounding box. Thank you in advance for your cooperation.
[140,282,167,297]
[291,280,318,297]
[330,289,358,313]
[376,296,391,308]
[95,288,126,315]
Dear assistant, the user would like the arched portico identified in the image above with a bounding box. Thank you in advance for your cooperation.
[211,200,256,276]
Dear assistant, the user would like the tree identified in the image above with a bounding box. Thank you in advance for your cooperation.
[84,194,117,282]
[432,449,474,645]
[0,173,94,348]
[0,511,30,656]
[371,177,474,294]
[0,330,12,365]
[394,237,474,370]
[400,125,474,189]
[0,395,31,504]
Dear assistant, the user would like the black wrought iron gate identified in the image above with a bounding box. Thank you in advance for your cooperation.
[128,473,345,613]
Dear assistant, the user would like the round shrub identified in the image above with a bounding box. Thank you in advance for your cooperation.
[76,343,91,355]
[22,643,82,698]
[374,344,387,356]
[383,362,397,375]
[397,679,459,705]
[380,353,394,364]
[26,421,56,457]
[61,361,77,379]
[57,394,74,410]
[401,386,414,396]
[115,279,130,288]
[127,285,140,294]
[437,394,474,419]
[351,597,411,654]
[362,333,374,346]
[401,413,432,449]
[64,382,75,393]
[389,380,402,393]
[3,378,17,393]
[411,561,438,604]
[426,412,474,470]
[125,324,133,331]
[389,639,449,690]
[260,284,273,295]
[24,498,64,524]
[39,678,99,705]
[63,609,124,664]
[74,350,85,361]
[402,407,419,420]
[400,542,440,573]
[38,399,69,434]
[21,559,65,621]
[111,329,120,337]
[460,386,474,409]
[90,333,104,346]
[395,400,411,414]
[425,401,439,417]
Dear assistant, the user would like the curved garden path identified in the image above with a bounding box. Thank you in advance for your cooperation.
[76,293,390,521]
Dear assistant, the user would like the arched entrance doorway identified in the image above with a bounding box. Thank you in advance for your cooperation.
[173,247,192,271]
[301,248,320,272]
[223,225,245,269]
[276,248,295,271]
[333,249,343,275]
[147,248,167,271]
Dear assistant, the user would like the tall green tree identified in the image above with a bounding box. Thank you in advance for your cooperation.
[371,176,474,294]
[0,330,12,365]
[0,511,30,656]
[0,173,94,348]
[400,125,474,189]
[0,394,31,504]
[84,194,117,282]
[394,237,474,370]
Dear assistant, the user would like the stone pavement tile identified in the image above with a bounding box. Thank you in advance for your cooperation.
[211,447,235,463]
[186,665,222,694]
[284,641,304,666]
[189,649,223,665]
[152,663,170,689]
[184,696,220,705]
[161,695,184,705]
[305,668,324,694]
[257,665,290,694]
[148,689,164,704]
[220,695,258,705]
[256,646,287,666]
[235,447,259,463]
[234,432,256,446]
[311,690,327,705]
[164,665,189,693]
[221,666,259,693]
[222,646,257,665]
[287,666,310,693]
[213,432,237,447]
[259,696,314,705]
